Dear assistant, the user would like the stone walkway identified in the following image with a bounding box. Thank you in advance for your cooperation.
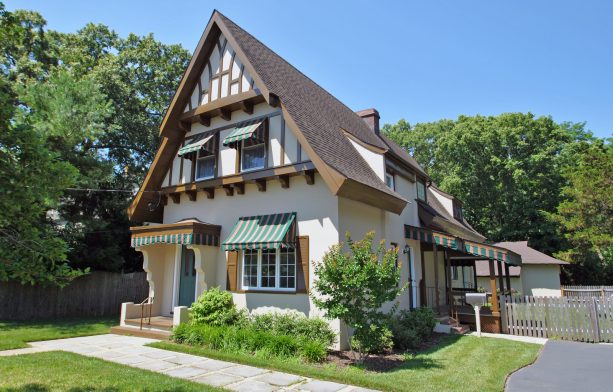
[7,334,375,392]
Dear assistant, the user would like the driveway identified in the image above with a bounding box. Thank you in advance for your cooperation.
[507,340,613,392]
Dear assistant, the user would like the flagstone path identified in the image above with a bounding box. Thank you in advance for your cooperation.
[4,334,375,392]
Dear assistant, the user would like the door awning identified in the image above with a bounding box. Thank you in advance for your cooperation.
[222,119,263,146]
[178,134,215,157]
[222,212,296,251]
[404,224,521,265]
[131,219,221,248]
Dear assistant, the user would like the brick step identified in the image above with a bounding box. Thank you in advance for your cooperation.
[450,324,471,335]
[110,325,171,340]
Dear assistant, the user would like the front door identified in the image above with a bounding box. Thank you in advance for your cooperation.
[178,246,196,307]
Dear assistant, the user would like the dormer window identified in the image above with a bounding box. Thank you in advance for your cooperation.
[222,119,268,173]
[417,179,427,201]
[453,202,463,221]
[385,171,395,190]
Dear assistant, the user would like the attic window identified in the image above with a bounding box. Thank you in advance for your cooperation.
[416,179,427,201]
[453,202,463,221]
[385,171,395,191]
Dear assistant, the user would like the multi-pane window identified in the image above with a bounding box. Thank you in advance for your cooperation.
[453,202,463,221]
[196,151,215,180]
[385,172,395,190]
[242,249,258,287]
[241,137,266,172]
[416,180,426,201]
[241,248,296,291]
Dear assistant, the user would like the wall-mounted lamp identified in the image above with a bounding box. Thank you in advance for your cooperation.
[403,245,411,254]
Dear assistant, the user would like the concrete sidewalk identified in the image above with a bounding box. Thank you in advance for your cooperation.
[6,334,374,392]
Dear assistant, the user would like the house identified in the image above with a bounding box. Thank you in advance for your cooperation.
[474,242,568,297]
[119,10,523,343]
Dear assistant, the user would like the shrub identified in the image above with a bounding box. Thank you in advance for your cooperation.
[352,323,394,354]
[171,322,326,362]
[389,307,437,350]
[251,311,335,346]
[190,287,246,326]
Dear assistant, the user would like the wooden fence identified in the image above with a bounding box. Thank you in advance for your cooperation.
[561,285,613,299]
[504,295,613,342]
[0,271,148,320]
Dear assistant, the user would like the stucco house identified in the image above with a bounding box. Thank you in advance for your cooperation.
[473,242,568,297]
[117,10,524,341]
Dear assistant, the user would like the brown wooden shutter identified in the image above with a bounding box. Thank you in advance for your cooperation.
[226,251,238,292]
[296,236,309,293]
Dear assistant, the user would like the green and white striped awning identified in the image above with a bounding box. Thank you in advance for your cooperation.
[222,212,296,251]
[222,120,263,146]
[178,134,215,157]
[131,232,219,247]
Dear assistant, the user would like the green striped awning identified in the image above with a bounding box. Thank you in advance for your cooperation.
[404,224,520,264]
[131,232,219,247]
[222,212,296,251]
[222,120,263,146]
[178,134,214,157]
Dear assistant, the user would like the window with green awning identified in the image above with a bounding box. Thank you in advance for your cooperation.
[222,212,296,251]
[178,134,215,157]
[222,119,264,147]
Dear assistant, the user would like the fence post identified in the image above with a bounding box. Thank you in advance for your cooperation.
[591,297,601,342]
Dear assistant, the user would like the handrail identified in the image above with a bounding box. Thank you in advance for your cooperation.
[138,297,154,330]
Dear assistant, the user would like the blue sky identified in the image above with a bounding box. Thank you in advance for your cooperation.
[7,0,612,138]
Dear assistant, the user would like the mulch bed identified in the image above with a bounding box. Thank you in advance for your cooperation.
[326,333,446,372]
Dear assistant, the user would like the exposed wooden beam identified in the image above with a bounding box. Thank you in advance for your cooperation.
[202,188,214,199]
[178,121,191,133]
[233,182,245,195]
[304,169,315,185]
[186,190,197,202]
[197,114,210,126]
[240,100,253,115]
[223,185,234,196]
[255,179,266,192]
[279,174,290,189]
[219,108,231,121]
[269,93,280,108]
[161,195,168,206]
[170,193,181,204]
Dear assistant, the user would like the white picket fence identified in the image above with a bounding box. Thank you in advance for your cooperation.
[504,295,613,342]
[561,285,613,299]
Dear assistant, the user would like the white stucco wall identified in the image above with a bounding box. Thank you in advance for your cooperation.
[430,187,454,217]
[347,138,385,181]
[522,265,562,297]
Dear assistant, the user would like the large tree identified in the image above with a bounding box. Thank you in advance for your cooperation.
[0,3,190,284]
[382,113,593,256]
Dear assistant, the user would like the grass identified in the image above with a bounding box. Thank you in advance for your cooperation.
[150,335,541,392]
[0,317,116,351]
[0,351,221,391]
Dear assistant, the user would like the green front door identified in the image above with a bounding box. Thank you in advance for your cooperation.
[178,246,196,307]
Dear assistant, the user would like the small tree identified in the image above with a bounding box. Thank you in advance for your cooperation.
[312,231,405,361]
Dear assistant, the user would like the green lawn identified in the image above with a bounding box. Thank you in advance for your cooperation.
[151,335,541,392]
[0,317,116,350]
[0,351,221,391]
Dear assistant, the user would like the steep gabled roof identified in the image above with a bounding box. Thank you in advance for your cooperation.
[494,241,568,265]
[128,10,408,222]
[378,133,428,178]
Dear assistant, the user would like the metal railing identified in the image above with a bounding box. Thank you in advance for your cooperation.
[139,297,154,330]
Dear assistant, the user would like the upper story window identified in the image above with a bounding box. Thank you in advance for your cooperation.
[385,171,395,191]
[453,202,463,221]
[177,133,217,182]
[222,119,268,173]
[416,179,427,201]
[241,137,266,172]
[196,150,216,180]
[241,248,296,291]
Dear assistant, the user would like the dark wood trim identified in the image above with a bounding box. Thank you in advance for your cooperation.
[255,179,266,192]
[161,195,168,206]
[223,185,234,196]
[233,182,245,195]
[505,263,511,295]
[219,108,231,121]
[297,141,302,162]
[433,244,440,310]
[498,260,505,294]
[304,169,315,185]
[179,155,184,184]
[240,100,253,114]
[184,111,281,142]
[186,190,197,202]
[169,193,181,204]
[180,90,262,123]
[202,187,215,199]
[178,121,191,133]
[279,174,290,189]
[167,156,173,187]
[280,115,286,166]
[197,114,210,126]
[190,153,196,183]
[420,247,427,307]
[268,93,280,107]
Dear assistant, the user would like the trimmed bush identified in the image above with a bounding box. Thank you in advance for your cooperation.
[190,287,246,326]
[352,323,394,354]
[250,311,336,346]
[171,322,327,362]
[389,307,437,350]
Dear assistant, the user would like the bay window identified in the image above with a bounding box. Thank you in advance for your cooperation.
[241,248,296,291]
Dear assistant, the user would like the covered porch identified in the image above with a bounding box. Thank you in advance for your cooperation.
[406,225,521,333]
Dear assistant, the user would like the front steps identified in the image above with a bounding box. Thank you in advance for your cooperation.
[110,325,171,340]
[434,316,470,335]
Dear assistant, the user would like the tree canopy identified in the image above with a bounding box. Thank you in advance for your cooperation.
[0,3,189,285]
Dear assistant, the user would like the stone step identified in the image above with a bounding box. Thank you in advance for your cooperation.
[110,325,171,340]
[450,324,471,335]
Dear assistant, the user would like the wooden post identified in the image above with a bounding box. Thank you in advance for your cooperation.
[489,259,500,315]
[420,248,426,307]
[444,250,452,316]
[473,262,478,290]
[505,263,512,296]
[498,260,505,296]
[433,245,440,313]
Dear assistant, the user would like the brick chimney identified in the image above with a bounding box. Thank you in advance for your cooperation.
[355,108,380,135]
